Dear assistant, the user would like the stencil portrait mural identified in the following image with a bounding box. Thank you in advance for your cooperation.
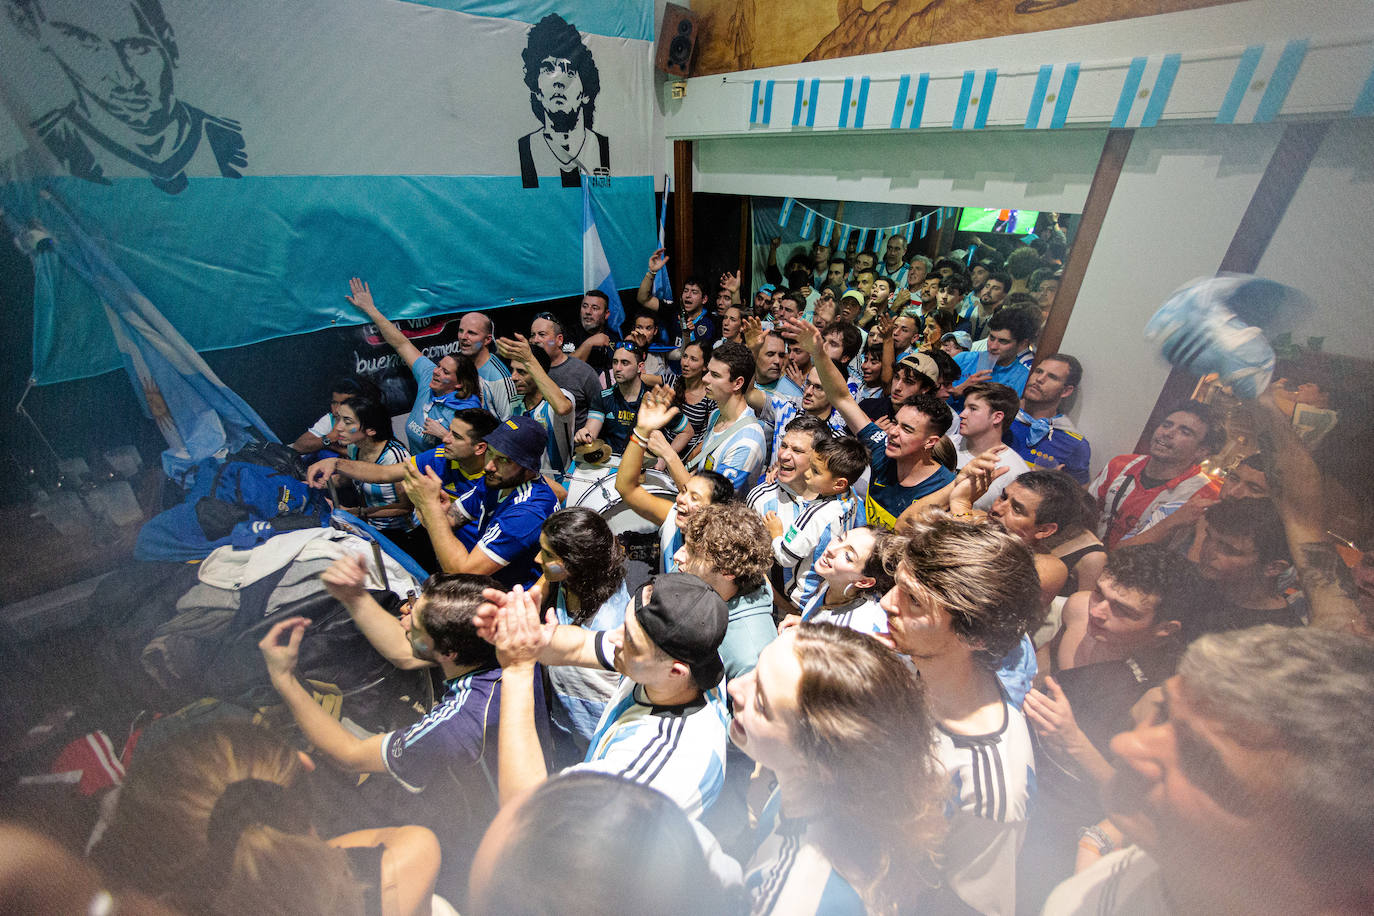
[4,0,245,194]
[518,13,609,188]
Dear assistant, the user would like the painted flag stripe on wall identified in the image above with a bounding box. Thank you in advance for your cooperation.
[839,77,871,128]
[792,78,820,127]
[1112,54,1182,128]
[953,69,997,129]
[1216,40,1308,124]
[1025,62,1080,129]
[751,79,775,125]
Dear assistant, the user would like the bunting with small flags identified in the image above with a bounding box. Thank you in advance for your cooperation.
[1111,54,1182,128]
[1216,40,1308,124]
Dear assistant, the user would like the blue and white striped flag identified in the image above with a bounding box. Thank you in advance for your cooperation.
[1112,54,1182,128]
[838,76,871,128]
[820,217,834,246]
[872,229,886,257]
[652,177,673,307]
[779,197,796,228]
[1025,62,1080,129]
[1216,40,1308,124]
[905,221,916,242]
[582,181,624,332]
[891,73,930,129]
[920,216,929,239]
[953,69,998,129]
[800,208,816,239]
[936,209,944,230]
[792,78,820,127]
[750,79,776,125]
[857,227,870,252]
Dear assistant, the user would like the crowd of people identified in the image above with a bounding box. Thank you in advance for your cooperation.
[64,234,1374,916]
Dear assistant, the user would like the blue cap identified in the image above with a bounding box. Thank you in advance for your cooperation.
[483,415,549,473]
[758,284,777,296]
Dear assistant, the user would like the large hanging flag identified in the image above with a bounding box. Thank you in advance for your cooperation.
[0,0,656,385]
[652,175,673,306]
[1215,40,1309,124]
[1112,53,1183,128]
[583,180,624,332]
[953,69,998,129]
[1026,63,1080,129]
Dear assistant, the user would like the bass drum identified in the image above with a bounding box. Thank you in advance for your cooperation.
[569,469,677,569]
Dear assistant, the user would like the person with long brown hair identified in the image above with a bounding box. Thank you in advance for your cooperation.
[91,719,447,916]
[727,623,947,914]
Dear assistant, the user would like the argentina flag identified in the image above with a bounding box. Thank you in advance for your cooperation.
[0,0,656,385]
[1215,41,1309,124]
[1111,53,1183,128]
[1025,63,1080,129]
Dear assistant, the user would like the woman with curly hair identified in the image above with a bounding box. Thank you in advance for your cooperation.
[727,623,948,915]
[534,507,641,760]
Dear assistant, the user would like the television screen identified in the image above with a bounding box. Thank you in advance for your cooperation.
[956,208,1040,235]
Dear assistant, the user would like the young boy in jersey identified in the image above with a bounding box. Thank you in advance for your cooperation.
[765,433,870,608]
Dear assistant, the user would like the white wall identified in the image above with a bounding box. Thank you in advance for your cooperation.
[1060,123,1284,473]
[1255,118,1374,360]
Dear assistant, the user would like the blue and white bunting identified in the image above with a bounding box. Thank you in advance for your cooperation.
[778,197,796,228]
[1025,62,1080,129]
[1111,54,1182,128]
[936,209,944,229]
[1216,40,1309,124]
[792,78,820,127]
[799,208,816,239]
[891,73,930,129]
[857,227,870,252]
[838,76,871,128]
[905,221,916,242]
[750,79,776,126]
[820,217,834,245]
[953,69,998,129]
[920,217,929,239]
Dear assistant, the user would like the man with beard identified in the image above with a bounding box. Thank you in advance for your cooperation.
[748,327,804,400]
[598,342,690,457]
[403,415,558,588]
[1090,402,1222,550]
[567,290,620,381]
[959,270,1011,342]
[517,13,607,187]
[1009,353,1091,484]
[1044,626,1374,916]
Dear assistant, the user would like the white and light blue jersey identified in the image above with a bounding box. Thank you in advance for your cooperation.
[799,586,888,636]
[548,580,631,746]
[936,692,1036,916]
[774,494,852,606]
[567,632,730,821]
[346,439,412,530]
[660,505,683,574]
[761,395,847,465]
[745,479,806,534]
[689,407,767,495]
[481,376,518,421]
[745,789,866,916]
[476,351,511,382]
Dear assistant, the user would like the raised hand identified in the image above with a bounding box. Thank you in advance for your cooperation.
[346,277,380,316]
[402,462,446,512]
[635,384,680,433]
[647,248,670,273]
[783,316,822,355]
[873,314,895,342]
[645,429,676,460]
[490,584,554,668]
[719,270,741,293]
[742,316,766,350]
[1024,676,1088,753]
[495,333,536,366]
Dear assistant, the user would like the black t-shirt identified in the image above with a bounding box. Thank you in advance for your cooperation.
[566,322,620,380]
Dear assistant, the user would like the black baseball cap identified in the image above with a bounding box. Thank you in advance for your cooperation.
[634,573,728,691]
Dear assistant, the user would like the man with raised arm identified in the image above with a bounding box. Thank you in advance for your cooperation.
[476,573,731,819]
[344,277,465,455]
[492,335,575,488]
[517,312,605,443]
[787,316,954,529]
